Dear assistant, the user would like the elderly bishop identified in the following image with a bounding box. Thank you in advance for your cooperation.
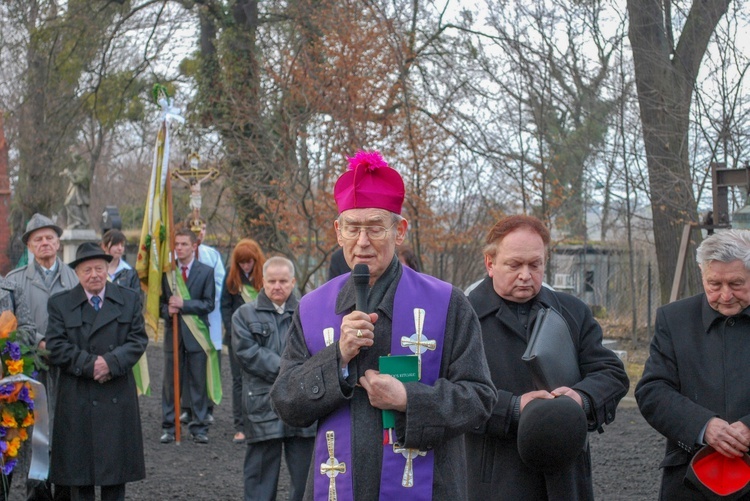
[271,151,496,500]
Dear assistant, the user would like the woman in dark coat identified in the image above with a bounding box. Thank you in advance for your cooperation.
[100,229,139,291]
[220,238,265,444]
[45,245,148,499]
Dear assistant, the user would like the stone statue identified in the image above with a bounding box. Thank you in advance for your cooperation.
[60,160,90,229]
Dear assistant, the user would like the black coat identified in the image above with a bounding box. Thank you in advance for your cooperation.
[160,260,215,353]
[466,278,629,500]
[636,294,750,500]
[110,265,139,292]
[220,273,256,345]
[46,283,148,486]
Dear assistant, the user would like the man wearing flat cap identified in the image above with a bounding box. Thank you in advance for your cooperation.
[637,229,750,500]
[271,151,496,500]
[45,242,148,501]
[6,213,79,500]
[465,215,629,500]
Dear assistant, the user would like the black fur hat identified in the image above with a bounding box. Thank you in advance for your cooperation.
[517,396,588,473]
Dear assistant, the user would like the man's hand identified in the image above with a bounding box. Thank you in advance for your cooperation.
[93,356,111,383]
[519,390,554,412]
[338,312,378,366]
[705,417,750,457]
[169,295,184,309]
[359,369,407,412]
[551,386,584,408]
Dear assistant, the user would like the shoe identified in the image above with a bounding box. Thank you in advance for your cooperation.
[207,413,215,425]
[192,433,209,444]
[160,432,175,444]
[233,432,246,444]
[179,411,190,424]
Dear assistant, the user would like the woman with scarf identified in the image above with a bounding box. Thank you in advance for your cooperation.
[220,239,266,444]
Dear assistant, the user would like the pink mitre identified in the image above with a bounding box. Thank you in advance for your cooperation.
[334,150,405,215]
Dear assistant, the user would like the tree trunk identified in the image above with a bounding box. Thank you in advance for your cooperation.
[627,0,730,304]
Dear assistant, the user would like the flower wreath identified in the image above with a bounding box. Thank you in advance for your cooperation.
[0,310,45,476]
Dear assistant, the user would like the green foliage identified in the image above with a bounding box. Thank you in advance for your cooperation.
[83,72,149,128]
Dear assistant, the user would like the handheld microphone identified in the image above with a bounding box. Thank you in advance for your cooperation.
[352,264,371,352]
[352,264,370,313]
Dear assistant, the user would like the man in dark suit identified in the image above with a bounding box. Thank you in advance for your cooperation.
[46,242,148,501]
[160,228,216,444]
[637,229,750,499]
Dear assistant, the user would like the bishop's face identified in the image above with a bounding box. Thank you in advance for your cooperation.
[335,208,407,286]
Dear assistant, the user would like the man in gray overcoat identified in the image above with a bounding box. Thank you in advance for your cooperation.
[45,243,147,501]
[271,151,496,500]
[6,213,78,501]
[233,256,315,501]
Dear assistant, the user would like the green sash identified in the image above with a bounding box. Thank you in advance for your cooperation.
[169,273,223,404]
[240,284,258,304]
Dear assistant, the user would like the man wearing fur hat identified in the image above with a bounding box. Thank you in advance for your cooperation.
[271,151,496,500]
[464,215,629,500]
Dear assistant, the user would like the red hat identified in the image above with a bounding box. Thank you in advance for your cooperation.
[686,446,750,500]
[334,151,405,215]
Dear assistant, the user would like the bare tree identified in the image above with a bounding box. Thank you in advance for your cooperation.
[627,0,732,303]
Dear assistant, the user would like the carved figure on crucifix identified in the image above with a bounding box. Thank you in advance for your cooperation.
[171,152,219,222]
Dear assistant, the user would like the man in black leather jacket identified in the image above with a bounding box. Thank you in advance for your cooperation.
[232,256,315,501]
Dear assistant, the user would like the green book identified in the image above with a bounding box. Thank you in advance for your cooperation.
[379,355,419,429]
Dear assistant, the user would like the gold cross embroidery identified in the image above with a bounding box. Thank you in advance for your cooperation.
[320,431,346,501]
[323,327,335,347]
[400,308,436,379]
[393,444,427,488]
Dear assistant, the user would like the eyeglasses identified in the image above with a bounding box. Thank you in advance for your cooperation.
[338,223,396,241]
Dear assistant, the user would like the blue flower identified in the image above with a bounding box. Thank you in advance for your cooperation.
[3,341,21,361]
[0,427,6,439]
[0,384,13,397]
[1,458,17,475]
[18,385,33,406]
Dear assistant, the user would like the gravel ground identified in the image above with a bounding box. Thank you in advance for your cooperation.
[9,343,664,500]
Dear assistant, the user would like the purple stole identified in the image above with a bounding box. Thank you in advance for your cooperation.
[300,266,452,501]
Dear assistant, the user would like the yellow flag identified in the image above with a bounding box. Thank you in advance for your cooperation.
[136,122,172,338]
[133,88,183,396]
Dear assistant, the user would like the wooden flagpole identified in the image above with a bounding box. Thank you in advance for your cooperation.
[165,153,181,445]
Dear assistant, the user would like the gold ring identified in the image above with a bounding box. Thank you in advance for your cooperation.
[356,329,363,338]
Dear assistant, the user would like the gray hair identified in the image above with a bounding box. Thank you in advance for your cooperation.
[263,256,295,277]
[696,229,750,270]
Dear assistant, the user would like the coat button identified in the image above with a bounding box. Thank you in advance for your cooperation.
[312,385,320,394]
[112,398,117,404]
[92,400,98,406]
[728,318,736,326]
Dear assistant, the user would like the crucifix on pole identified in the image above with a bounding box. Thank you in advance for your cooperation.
[171,151,219,233]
